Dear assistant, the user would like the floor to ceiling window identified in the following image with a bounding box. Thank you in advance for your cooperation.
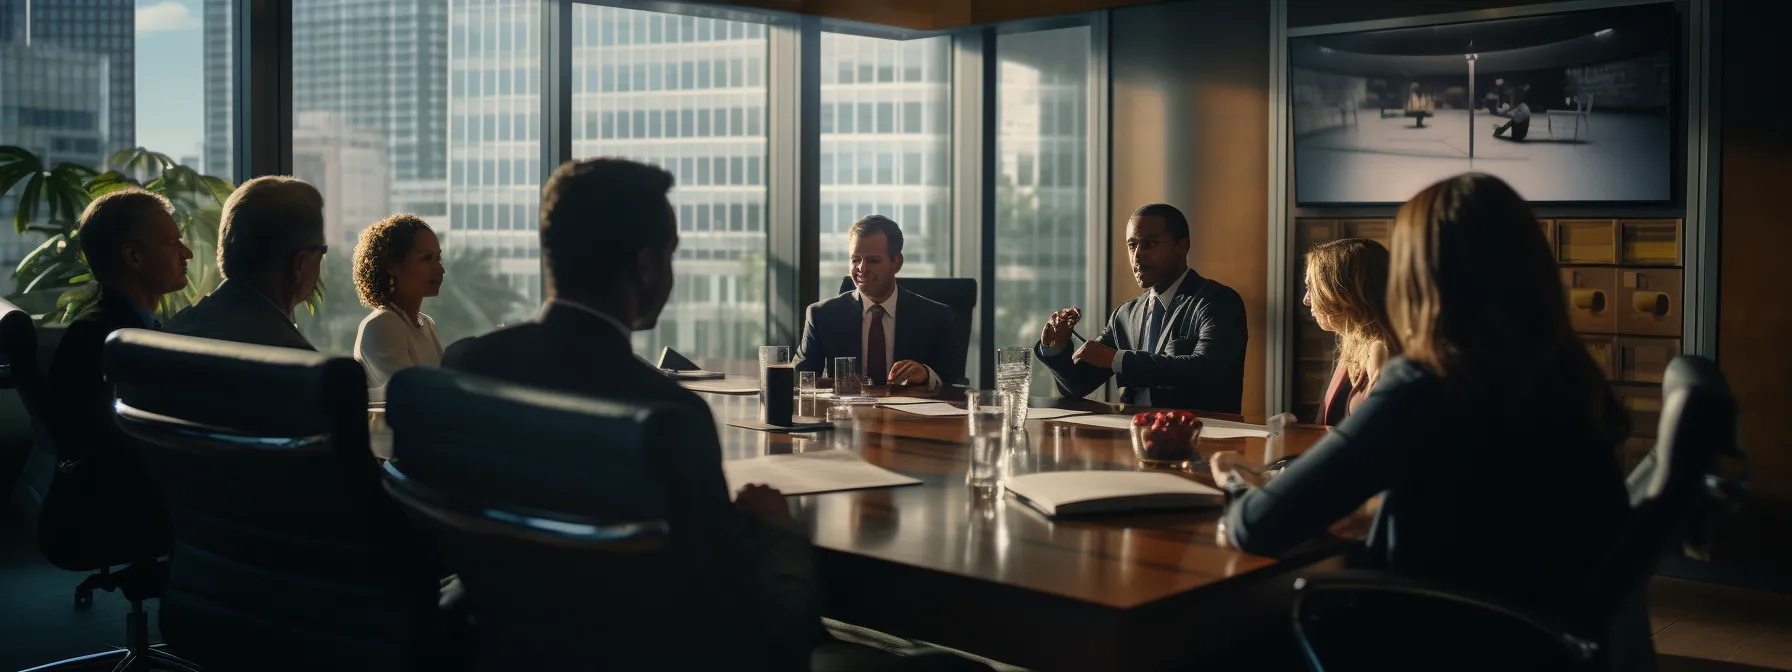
[995,26,1091,396]
[571,4,769,371]
[0,0,229,312]
[815,32,952,295]
[286,0,535,355]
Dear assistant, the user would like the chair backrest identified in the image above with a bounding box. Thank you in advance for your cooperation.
[1588,355,1741,627]
[382,366,752,670]
[0,298,51,438]
[105,329,443,671]
[838,276,978,384]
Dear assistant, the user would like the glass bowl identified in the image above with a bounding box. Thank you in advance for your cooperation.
[1129,411,1204,468]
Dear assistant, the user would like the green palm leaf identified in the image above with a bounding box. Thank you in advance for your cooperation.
[13,173,43,234]
[85,170,141,197]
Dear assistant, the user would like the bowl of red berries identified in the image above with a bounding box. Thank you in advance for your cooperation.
[1130,410,1204,468]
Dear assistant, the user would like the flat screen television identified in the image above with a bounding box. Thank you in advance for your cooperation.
[1290,4,1676,204]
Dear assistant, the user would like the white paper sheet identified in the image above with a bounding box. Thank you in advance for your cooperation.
[1044,413,1270,438]
[886,403,1092,421]
[680,378,762,395]
[722,449,921,496]
[873,396,938,406]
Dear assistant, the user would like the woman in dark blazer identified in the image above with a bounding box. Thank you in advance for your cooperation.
[1303,238,1396,426]
[1217,174,1638,650]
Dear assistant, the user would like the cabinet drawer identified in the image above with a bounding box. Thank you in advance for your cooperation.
[1616,268,1682,337]
[1617,384,1662,438]
[1583,336,1615,379]
[1616,337,1679,384]
[1558,219,1618,264]
[1340,219,1393,246]
[1562,267,1618,334]
[1620,219,1682,266]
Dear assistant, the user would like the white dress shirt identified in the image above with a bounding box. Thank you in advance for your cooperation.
[355,307,445,398]
[1040,267,1190,374]
[856,288,942,390]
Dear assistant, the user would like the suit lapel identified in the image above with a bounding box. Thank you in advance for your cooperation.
[1156,271,1209,354]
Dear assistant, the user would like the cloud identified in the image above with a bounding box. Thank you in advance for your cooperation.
[136,1,200,33]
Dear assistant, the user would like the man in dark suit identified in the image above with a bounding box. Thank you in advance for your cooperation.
[43,188,192,565]
[1036,203,1247,413]
[441,158,826,669]
[794,215,960,389]
[166,175,324,350]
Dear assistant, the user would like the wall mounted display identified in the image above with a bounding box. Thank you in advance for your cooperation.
[1289,4,1675,204]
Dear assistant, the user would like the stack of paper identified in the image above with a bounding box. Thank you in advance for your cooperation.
[1006,471,1224,517]
[885,403,1092,421]
[680,378,762,395]
[722,449,921,496]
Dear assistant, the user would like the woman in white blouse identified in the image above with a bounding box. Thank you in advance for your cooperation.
[352,214,446,395]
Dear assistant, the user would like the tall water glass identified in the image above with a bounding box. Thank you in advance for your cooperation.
[967,390,1009,491]
[759,346,790,395]
[995,347,1032,434]
[833,357,862,396]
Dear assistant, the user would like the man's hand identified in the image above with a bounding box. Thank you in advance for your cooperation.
[889,360,930,387]
[1041,307,1082,349]
[734,484,792,521]
[1072,339,1117,369]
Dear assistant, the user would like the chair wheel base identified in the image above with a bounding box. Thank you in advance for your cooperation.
[20,645,202,672]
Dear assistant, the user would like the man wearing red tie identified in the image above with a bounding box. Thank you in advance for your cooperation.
[794,215,961,390]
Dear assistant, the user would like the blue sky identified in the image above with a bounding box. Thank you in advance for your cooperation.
[134,0,206,164]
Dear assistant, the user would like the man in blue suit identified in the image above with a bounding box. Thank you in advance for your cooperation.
[795,215,961,390]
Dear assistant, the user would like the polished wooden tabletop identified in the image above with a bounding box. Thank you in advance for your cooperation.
[695,381,1351,671]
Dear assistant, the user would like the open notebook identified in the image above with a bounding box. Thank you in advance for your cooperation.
[1005,471,1225,517]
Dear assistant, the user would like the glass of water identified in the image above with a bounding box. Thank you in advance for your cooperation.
[966,390,1010,491]
[759,346,790,398]
[798,371,819,398]
[995,347,1032,434]
[833,357,861,397]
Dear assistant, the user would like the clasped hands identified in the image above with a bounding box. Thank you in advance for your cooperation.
[1040,307,1117,369]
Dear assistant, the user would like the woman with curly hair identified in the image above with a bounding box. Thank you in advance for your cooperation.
[352,214,445,393]
[1303,237,1397,425]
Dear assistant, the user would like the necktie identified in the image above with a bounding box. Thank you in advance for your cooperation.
[1145,298,1166,353]
[867,304,888,385]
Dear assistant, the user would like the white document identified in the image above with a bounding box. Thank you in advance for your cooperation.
[680,378,762,395]
[873,396,938,406]
[1005,470,1224,517]
[886,402,969,417]
[887,404,1092,421]
[723,449,921,496]
[1046,413,1270,438]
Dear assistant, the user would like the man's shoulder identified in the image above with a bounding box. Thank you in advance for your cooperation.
[1192,276,1245,307]
[900,286,950,315]
[443,322,540,367]
[806,291,857,313]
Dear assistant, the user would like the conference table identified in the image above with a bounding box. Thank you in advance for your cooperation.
[690,380,1354,672]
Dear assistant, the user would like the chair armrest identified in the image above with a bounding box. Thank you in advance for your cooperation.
[1293,570,1599,661]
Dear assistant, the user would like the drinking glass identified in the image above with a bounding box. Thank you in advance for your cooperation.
[995,347,1032,435]
[833,357,862,396]
[798,371,819,398]
[966,390,1009,491]
[759,346,790,396]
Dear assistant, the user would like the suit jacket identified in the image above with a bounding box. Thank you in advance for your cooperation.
[793,286,962,385]
[41,290,170,568]
[166,279,314,351]
[442,301,822,669]
[1036,269,1247,413]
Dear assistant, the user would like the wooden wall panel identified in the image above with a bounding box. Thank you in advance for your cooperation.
[1110,0,1270,418]
[1715,0,1792,582]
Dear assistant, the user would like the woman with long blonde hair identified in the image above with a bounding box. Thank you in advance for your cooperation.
[1217,175,1637,654]
[1304,238,1396,425]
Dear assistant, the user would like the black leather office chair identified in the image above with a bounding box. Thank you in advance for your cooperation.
[2,297,53,524]
[105,329,457,672]
[378,365,742,670]
[4,301,195,672]
[1290,355,1748,672]
[837,277,977,385]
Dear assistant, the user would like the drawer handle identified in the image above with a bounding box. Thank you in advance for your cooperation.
[1571,288,1607,313]
[1632,292,1670,316]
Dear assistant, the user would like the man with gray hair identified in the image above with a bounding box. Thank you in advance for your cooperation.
[166,175,326,350]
